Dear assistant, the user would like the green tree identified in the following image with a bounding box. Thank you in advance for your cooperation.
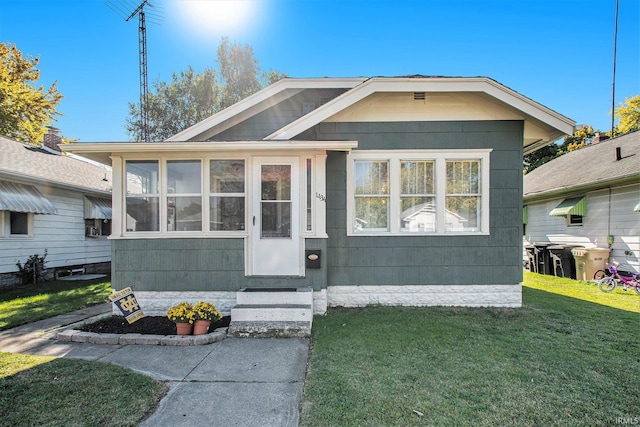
[125,38,287,141]
[614,95,640,135]
[0,43,63,144]
[523,125,597,174]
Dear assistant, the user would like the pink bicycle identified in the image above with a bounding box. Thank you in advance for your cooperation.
[597,262,640,295]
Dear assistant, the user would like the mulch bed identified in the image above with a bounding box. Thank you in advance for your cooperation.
[80,315,231,335]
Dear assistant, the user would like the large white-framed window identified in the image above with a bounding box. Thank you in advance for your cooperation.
[125,157,247,235]
[347,150,491,235]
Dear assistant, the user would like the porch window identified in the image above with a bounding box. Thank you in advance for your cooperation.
[210,160,245,231]
[348,150,490,235]
[167,160,202,232]
[125,160,160,232]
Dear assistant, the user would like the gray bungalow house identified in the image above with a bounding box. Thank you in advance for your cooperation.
[0,133,112,287]
[524,130,640,273]
[66,76,574,319]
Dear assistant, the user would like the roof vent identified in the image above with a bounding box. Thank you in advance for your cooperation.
[413,92,426,101]
[615,147,622,161]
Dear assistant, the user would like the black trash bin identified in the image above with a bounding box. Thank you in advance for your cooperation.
[547,245,582,279]
[533,243,553,275]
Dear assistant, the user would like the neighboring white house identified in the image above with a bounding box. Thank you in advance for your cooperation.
[0,134,113,287]
[523,130,640,273]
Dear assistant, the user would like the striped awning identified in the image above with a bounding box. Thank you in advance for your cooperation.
[549,197,586,217]
[84,196,112,219]
[0,181,57,214]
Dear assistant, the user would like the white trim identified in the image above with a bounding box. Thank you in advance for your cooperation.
[265,77,574,144]
[64,140,358,166]
[327,284,522,308]
[346,150,491,236]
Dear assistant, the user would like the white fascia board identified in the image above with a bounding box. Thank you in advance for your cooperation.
[266,77,575,142]
[166,77,368,142]
[64,140,359,158]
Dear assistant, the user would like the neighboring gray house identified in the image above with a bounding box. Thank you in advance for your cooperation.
[523,130,640,273]
[0,133,113,287]
[66,76,574,317]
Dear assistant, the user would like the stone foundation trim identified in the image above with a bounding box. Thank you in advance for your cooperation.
[125,291,237,316]
[327,284,522,308]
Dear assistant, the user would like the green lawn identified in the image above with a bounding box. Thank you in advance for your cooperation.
[301,272,640,426]
[0,278,112,330]
[0,278,167,426]
[0,352,167,426]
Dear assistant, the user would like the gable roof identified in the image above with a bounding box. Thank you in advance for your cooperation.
[167,77,367,142]
[262,76,574,153]
[523,130,640,200]
[0,136,112,195]
[166,76,573,154]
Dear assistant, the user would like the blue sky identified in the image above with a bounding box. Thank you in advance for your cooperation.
[1,0,638,142]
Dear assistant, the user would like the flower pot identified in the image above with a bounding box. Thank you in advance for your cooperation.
[175,322,193,335]
[193,320,211,335]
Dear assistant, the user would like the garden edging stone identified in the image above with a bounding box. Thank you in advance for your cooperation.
[56,327,228,346]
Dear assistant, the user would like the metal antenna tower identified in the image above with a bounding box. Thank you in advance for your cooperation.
[129,1,149,142]
[106,0,163,142]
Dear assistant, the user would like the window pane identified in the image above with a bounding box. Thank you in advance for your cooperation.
[446,196,479,231]
[210,160,244,193]
[355,161,388,195]
[400,197,436,232]
[10,212,28,235]
[210,196,245,231]
[401,161,434,194]
[126,197,159,231]
[168,160,201,194]
[446,160,480,194]
[126,160,158,194]
[355,197,388,231]
[261,165,291,201]
[168,197,202,231]
[261,201,291,238]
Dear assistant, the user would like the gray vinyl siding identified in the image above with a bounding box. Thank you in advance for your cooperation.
[111,238,327,292]
[211,89,348,141]
[319,120,524,287]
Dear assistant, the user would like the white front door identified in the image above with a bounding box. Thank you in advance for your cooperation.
[250,157,301,276]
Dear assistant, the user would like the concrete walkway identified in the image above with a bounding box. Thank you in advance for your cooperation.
[0,304,310,427]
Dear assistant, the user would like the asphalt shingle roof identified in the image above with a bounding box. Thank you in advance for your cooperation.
[0,136,112,194]
[524,131,640,198]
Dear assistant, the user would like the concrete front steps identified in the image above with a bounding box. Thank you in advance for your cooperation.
[227,287,313,338]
